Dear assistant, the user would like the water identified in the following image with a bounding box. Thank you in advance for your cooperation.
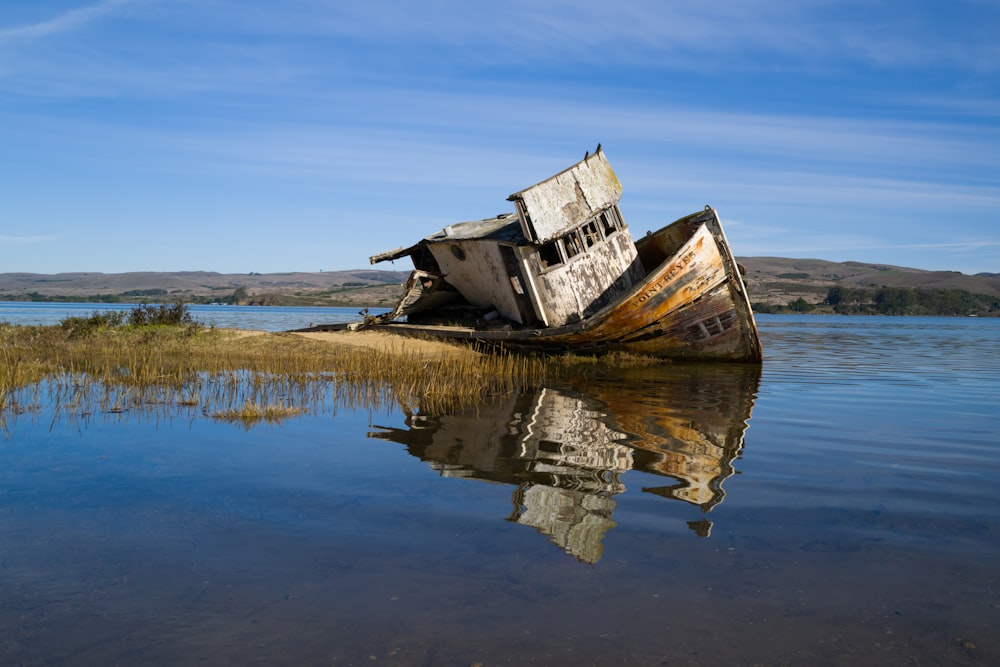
[1,308,999,665]
[0,301,377,331]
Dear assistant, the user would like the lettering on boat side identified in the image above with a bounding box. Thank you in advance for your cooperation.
[632,249,696,308]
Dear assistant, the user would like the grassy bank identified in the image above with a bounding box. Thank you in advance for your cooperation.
[1,306,558,429]
[0,327,547,426]
[1,305,670,432]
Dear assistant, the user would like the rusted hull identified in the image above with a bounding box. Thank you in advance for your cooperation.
[370,208,762,362]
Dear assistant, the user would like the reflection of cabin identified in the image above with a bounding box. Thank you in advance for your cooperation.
[370,386,633,563]
[371,147,645,328]
[513,484,615,566]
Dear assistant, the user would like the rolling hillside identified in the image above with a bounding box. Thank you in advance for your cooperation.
[738,257,1000,307]
[1,259,998,311]
[0,270,411,307]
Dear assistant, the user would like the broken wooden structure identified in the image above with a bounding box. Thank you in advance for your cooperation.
[362,146,762,362]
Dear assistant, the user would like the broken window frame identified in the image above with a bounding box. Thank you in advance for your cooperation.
[601,205,626,237]
[582,220,601,248]
[537,239,563,270]
[562,230,584,259]
[600,211,617,238]
[533,205,628,275]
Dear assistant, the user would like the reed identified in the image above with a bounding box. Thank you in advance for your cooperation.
[210,400,304,427]
[0,316,552,428]
[1,305,675,433]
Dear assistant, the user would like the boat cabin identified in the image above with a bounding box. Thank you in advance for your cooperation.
[370,147,645,328]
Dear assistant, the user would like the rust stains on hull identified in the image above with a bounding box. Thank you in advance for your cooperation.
[360,148,762,363]
[370,209,762,362]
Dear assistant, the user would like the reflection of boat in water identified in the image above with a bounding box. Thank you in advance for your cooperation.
[370,365,759,562]
[587,365,761,513]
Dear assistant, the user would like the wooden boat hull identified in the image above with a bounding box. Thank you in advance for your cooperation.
[365,207,762,362]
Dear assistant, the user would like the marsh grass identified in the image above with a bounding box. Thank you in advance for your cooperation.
[0,304,674,434]
[211,400,304,428]
[0,315,554,431]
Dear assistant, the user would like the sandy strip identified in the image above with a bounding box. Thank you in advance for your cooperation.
[224,328,480,358]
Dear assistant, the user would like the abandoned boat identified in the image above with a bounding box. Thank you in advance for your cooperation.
[361,147,762,362]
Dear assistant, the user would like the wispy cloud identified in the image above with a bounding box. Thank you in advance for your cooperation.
[756,239,1000,254]
[0,0,131,44]
[4,2,998,105]
[240,0,1000,73]
[0,235,60,244]
[1,1,997,274]
[867,240,1000,251]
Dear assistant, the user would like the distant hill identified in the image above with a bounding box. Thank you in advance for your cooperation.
[0,270,411,307]
[738,257,1000,308]
[1,259,998,311]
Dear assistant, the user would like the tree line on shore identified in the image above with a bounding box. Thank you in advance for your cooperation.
[754,286,1000,316]
[7,283,1000,317]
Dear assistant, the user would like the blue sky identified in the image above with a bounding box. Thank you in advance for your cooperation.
[1,1,998,275]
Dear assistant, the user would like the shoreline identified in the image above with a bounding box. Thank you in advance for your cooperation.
[230,327,483,359]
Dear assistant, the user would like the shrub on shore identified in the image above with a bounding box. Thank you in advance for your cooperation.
[60,303,200,337]
[1,308,548,429]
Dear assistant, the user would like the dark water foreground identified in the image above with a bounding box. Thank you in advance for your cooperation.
[1,315,998,665]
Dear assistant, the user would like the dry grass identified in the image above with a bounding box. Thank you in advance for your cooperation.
[210,400,305,427]
[0,309,675,433]
[0,321,552,430]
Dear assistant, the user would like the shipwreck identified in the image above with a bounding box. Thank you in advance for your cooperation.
[360,146,762,362]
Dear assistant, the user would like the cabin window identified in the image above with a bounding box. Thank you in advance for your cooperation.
[538,240,563,269]
[450,245,467,261]
[612,205,627,230]
[563,231,584,259]
[601,211,617,237]
[602,206,626,236]
[582,220,601,248]
[536,210,625,272]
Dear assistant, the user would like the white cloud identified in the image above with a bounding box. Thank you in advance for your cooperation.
[0,0,133,44]
[231,0,1000,73]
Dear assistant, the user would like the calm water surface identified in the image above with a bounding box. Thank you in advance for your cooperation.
[1,309,998,665]
[0,301,378,331]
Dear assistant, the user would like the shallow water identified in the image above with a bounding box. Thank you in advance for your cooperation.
[0,301,378,331]
[1,312,998,665]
